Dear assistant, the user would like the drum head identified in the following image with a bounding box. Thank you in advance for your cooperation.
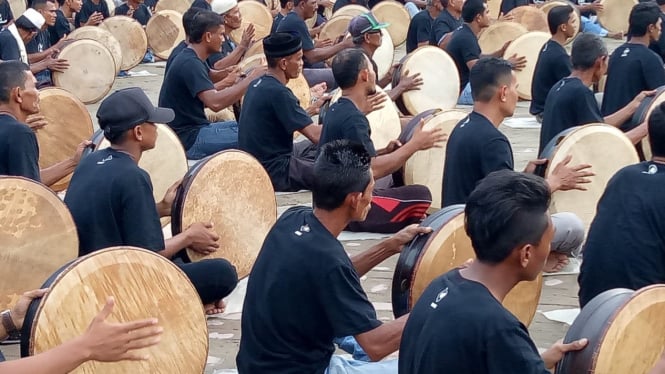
[23,247,208,373]
[319,14,353,42]
[172,150,277,279]
[229,1,272,45]
[542,124,639,230]
[100,16,149,71]
[68,26,123,74]
[287,73,311,111]
[478,21,529,54]
[9,0,26,22]
[399,46,460,115]
[155,0,192,15]
[507,6,548,32]
[503,31,550,100]
[306,13,317,28]
[331,4,368,18]
[632,86,665,161]
[52,39,116,104]
[540,1,581,44]
[598,0,636,33]
[371,0,410,46]
[34,87,94,191]
[487,0,501,18]
[244,39,265,59]
[403,110,468,210]
[0,177,78,311]
[374,29,395,79]
[146,10,185,60]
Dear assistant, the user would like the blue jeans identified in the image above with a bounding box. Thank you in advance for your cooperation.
[334,336,370,361]
[581,15,609,36]
[35,69,51,88]
[185,121,239,160]
[327,356,398,373]
[458,82,473,105]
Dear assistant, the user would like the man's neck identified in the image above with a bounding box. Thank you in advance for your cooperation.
[0,105,27,124]
[61,5,73,17]
[628,34,651,47]
[340,87,368,114]
[468,21,483,36]
[266,67,289,85]
[280,8,289,16]
[189,43,211,61]
[360,43,376,58]
[109,143,142,164]
[447,7,461,19]
[294,8,306,20]
[473,103,507,128]
[313,207,352,239]
[459,261,523,303]
[570,69,596,86]
[428,5,441,19]
[551,32,568,45]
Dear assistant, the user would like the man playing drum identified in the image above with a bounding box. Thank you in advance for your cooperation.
[158,10,264,160]
[529,5,575,122]
[272,0,293,33]
[208,0,256,70]
[114,0,152,26]
[50,0,89,45]
[442,58,589,272]
[0,61,89,187]
[445,0,525,105]
[238,32,327,192]
[399,170,590,373]
[601,2,665,131]
[27,0,70,88]
[430,0,462,48]
[321,48,445,233]
[64,87,239,315]
[649,0,665,61]
[74,0,109,27]
[237,140,430,373]
[406,0,442,53]
[539,33,652,154]
[578,103,665,307]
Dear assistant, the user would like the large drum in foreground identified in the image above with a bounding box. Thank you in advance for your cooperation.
[67,26,123,74]
[371,0,410,46]
[392,205,543,326]
[556,285,665,374]
[100,16,148,71]
[20,247,208,373]
[146,10,185,60]
[229,1,272,45]
[478,21,528,54]
[537,124,639,230]
[52,39,116,104]
[392,46,459,115]
[503,31,550,100]
[598,0,637,33]
[171,150,277,279]
[35,87,94,191]
[631,85,665,161]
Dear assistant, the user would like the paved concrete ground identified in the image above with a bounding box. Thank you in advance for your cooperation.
[2,35,625,372]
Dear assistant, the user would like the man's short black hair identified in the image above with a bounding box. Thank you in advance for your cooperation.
[465,170,551,264]
[31,0,49,10]
[0,61,30,104]
[312,140,372,211]
[189,9,223,44]
[331,48,369,90]
[570,33,607,70]
[183,7,200,38]
[547,5,574,35]
[648,102,665,158]
[462,0,486,23]
[469,57,513,102]
[280,0,292,7]
[628,2,661,37]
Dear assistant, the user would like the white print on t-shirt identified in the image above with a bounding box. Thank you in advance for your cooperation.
[430,287,448,309]
[621,48,630,58]
[253,79,262,88]
[642,164,658,175]
[294,224,310,236]
[459,117,470,128]
[97,155,113,165]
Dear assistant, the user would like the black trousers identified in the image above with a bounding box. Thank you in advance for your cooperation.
[174,258,238,305]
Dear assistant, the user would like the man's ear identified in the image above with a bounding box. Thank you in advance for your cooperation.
[517,244,533,269]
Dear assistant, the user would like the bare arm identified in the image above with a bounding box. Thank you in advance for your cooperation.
[350,238,401,277]
[40,158,77,187]
[198,68,265,112]
[303,38,354,64]
[212,46,247,70]
[371,142,419,179]
[354,315,408,361]
[298,123,322,144]
[437,33,454,49]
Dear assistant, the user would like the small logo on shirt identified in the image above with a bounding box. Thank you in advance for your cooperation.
[253,79,262,88]
[621,48,630,57]
[294,224,310,236]
[430,287,448,309]
[642,164,658,175]
[97,155,113,165]
[459,117,470,128]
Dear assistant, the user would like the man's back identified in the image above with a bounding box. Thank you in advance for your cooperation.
[0,114,40,182]
[320,97,376,156]
[529,39,572,116]
[445,24,480,91]
[406,9,432,53]
[430,9,461,46]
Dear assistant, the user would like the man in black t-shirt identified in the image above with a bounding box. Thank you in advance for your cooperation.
[272,0,293,33]
[159,10,264,160]
[601,2,665,131]
[74,0,109,27]
[50,0,86,45]
[406,0,442,53]
[237,139,431,373]
[27,0,70,88]
[500,0,530,15]
[321,48,446,233]
[445,0,525,105]
[430,0,462,48]
[114,0,152,26]
[649,0,665,61]
[540,33,651,155]
[400,170,588,373]
[578,103,665,307]
[207,0,255,69]
[65,87,238,315]
[529,5,575,120]
[0,0,13,26]
[443,58,591,272]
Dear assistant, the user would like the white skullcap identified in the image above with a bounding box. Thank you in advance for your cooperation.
[211,0,238,15]
[20,8,45,30]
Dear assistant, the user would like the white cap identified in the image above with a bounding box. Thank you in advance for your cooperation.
[211,0,238,15]
[20,8,45,29]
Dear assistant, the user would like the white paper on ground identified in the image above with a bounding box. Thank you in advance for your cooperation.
[542,308,581,325]
[544,279,563,286]
[218,277,248,320]
[543,257,581,276]
[372,302,393,311]
[502,117,542,129]
[126,70,157,77]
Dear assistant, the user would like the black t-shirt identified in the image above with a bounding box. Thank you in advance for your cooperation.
[207,37,235,67]
[430,9,461,46]
[578,162,665,307]
[64,148,164,256]
[332,0,368,12]
[0,0,13,26]
[406,9,433,53]
[571,0,594,18]
[601,43,665,131]
[276,12,315,67]
[0,28,20,61]
[236,206,381,374]
[238,75,312,191]
[0,114,40,182]
[190,0,211,10]
[74,0,110,27]
[399,269,549,374]
[442,112,514,207]
[500,0,530,15]
[165,40,187,73]
[320,97,377,156]
[539,77,602,154]
[158,47,214,150]
[271,12,285,34]
[445,23,480,92]
[114,3,152,26]
[49,9,72,46]
[649,13,665,62]
[26,28,51,54]
[529,39,572,115]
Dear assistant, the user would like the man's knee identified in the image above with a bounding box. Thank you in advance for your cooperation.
[551,212,585,256]
[178,259,239,304]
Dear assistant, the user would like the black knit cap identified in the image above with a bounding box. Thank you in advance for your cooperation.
[263,32,302,58]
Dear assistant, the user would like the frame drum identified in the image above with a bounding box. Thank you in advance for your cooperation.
[238,58,311,111]
[371,0,410,47]
[171,150,277,279]
[503,31,550,100]
[391,205,543,325]
[319,15,353,43]
[229,1,272,45]
[478,21,528,54]
[155,0,192,15]
[20,247,208,373]
[331,4,368,18]
[100,16,148,71]
[52,39,116,104]
[34,87,94,192]
[373,28,395,80]
[9,0,26,22]
[598,0,637,33]
[0,177,78,312]
[540,1,581,44]
[244,39,265,60]
[537,124,639,230]
[556,285,665,374]
[631,85,665,161]
[392,46,459,115]
[67,26,123,74]
[146,10,185,60]
[507,6,548,32]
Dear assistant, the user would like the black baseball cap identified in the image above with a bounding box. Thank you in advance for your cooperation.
[348,12,389,39]
[97,87,174,135]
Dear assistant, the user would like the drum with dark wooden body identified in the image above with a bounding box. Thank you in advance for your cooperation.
[100,16,148,71]
[392,205,543,326]
[631,85,665,161]
[556,285,665,374]
[146,10,185,60]
[171,150,277,279]
[20,247,208,373]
